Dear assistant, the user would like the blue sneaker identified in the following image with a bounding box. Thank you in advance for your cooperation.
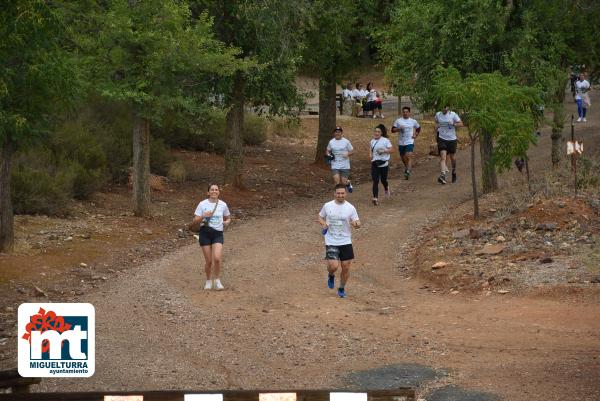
[337,288,346,298]
[327,274,335,289]
[346,182,353,193]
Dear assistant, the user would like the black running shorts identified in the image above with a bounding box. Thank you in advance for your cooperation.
[198,226,224,246]
[437,138,457,154]
[325,244,354,261]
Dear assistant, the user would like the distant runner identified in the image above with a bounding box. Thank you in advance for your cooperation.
[435,106,463,184]
[391,106,421,179]
[369,124,393,205]
[326,126,354,192]
[318,184,361,298]
[575,73,591,122]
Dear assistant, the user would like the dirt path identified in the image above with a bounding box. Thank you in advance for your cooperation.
[36,99,600,401]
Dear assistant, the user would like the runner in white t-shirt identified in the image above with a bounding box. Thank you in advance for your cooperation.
[318,184,361,298]
[391,106,421,180]
[369,124,393,205]
[190,184,231,290]
[326,126,354,192]
[435,106,463,184]
[575,73,591,122]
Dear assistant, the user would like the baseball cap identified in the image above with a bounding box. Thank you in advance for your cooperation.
[334,126,343,132]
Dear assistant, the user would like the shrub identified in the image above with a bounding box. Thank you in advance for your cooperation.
[268,116,302,138]
[52,120,108,199]
[11,165,74,216]
[150,137,174,176]
[243,114,268,146]
[167,160,187,183]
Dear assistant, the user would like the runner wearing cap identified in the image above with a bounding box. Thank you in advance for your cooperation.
[326,126,354,192]
[391,106,421,180]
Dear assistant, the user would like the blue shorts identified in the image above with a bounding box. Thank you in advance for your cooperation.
[398,144,414,155]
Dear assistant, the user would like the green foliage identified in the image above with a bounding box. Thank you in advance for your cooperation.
[73,0,239,126]
[301,0,361,81]
[154,111,268,153]
[430,66,540,171]
[243,114,268,146]
[150,138,174,177]
[11,166,74,216]
[192,0,305,114]
[377,0,508,106]
[0,0,76,147]
[52,120,108,199]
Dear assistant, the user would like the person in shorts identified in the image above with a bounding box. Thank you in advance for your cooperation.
[326,126,354,192]
[435,106,463,184]
[190,184,231,290]
[391,106,421,179]
[318,184,361,298]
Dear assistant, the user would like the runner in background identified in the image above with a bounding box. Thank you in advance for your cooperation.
[435,106,463,184]
[318,184,361,298]
[369,124,393,205]
[392,106,421,180]
[326,126,354,192]
[575,73,591,123]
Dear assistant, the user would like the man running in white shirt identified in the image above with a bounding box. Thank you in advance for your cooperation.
[391,106,421,179]
[318,184,361,298]
[326,126,354,192]
[435,106,463,184]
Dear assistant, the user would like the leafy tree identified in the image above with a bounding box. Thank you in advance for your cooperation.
[504,0,600,168]
[79,0,238,215]
[430,67,540,218]
[301,0,362,163]
[0,0,76,251]
[192,0,305,187]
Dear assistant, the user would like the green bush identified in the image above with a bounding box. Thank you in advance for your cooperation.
[244,114,268,146]
[150,137,174,176]
[153,110,268,153]
[52,120,108,199]
[167,159,187,183]
[12,165,74,216]
[269,116,302,138]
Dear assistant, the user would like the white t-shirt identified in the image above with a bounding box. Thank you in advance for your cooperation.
[367,90,377,102]
[393,117,421,145]
[327,137,353,170]
[352,89,362,99]
[575,79,590,100]
[342,88,353,99]
[435,111,461,141]
[319,200,359,246]
[194,199,230,231]
[360,89,369,98]
[370,137,392,167]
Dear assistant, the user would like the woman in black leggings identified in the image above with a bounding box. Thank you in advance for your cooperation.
[369,124,393,205]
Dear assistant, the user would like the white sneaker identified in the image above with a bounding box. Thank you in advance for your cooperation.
[204,280,212,290]
[577,117,582,122]
[583,118,587,122]
[372,115,377,119]
[380,114,384,118]
[214,279,224,291]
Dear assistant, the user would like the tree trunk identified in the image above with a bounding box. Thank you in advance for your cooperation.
[551,104,565,168]
[132,116,151,217]
[314,75,337,164]
[479,130,498,194]
[224,71,245,188]
[550,78,568,168]
[0,140,15,252]
[470,134,480,219]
